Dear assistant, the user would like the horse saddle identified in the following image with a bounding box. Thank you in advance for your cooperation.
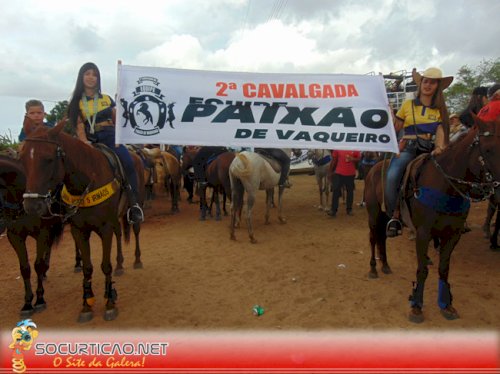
[254,150,282,173]
[397,154,430,232]
[93,143,127,189]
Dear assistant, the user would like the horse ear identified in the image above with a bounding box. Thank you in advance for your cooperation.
[47,117,67,139]
[23,116,38,137]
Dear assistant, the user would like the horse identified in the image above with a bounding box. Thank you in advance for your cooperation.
[364,115,500,323]
[142,147,181,213]
[0,155,65,317]
[229,151,286,243]
[20,118,145,322]
[182,148,235,220]
[306,149,332,211]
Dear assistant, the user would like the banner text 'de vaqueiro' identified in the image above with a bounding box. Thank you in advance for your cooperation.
[116,64,398,153]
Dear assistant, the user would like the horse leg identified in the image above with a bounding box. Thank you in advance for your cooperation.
[489,205,500,251]
[316,173,323,210]
[222,191,228,216]
[199,185,208,221]
[246,189,257,243]
[33,232,53,312]
[114,223,124,276]
[132,220,143,268]
[73,227,95,323]
[437,229,461,320]
[408,229,432,323]
[377,213,391,275]
[230,179,243,240]
[368,223,379,279]
[482,198,496,239]
[8,233,35,317]
[100,227,118,321]
[265,189,273,225]
[74,242,82,273]
[171,180,179,213]
[214,188,222,221]
[277,185,286,224]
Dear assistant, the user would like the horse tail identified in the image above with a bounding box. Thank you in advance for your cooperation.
[232,153,252,177]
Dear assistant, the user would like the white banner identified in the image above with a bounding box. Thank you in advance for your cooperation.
[116,64,398,153]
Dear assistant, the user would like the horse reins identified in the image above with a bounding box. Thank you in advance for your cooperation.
[22,137,93,221]
[430,130,500,203]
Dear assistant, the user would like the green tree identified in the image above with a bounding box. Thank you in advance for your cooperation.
[45,100,75,135]
[45,100,68,123]
[446,58,500,113]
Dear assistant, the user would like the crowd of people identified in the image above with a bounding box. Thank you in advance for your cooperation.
[15,61,500,236]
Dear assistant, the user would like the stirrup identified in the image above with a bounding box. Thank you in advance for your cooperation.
[127,204,144,224]
[386,218,402,237]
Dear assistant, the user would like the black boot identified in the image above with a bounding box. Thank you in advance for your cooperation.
[125,185,144,224]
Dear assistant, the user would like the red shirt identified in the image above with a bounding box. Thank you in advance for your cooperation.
[477,100,500,122]
[332,150,361,176]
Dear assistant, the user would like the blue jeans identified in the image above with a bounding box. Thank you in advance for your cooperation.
[95,128,139,193]
[384,150,416,217]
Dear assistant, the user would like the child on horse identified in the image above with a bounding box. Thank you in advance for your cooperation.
[385,67,453,237]
[67,62,144,224]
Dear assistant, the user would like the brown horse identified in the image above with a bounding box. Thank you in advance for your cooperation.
[0,155,65,317]
[182,149,235,220]
[364,116,500,323]
[20,118,144,322]
[142,147,181,213]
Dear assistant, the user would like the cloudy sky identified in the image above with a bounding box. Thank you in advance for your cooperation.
[1,0,498,138]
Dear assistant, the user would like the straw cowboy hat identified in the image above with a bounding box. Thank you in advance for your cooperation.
[412,67,453,89]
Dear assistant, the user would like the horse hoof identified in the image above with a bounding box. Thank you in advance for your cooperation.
[133,262,143,269]
[216,216,221,221]
[250,238,258,244]
[20,306,34,318]
[34,302,47,313]
[74,266,82,273]
[368,271,378,279]
[381,265,392,274]
[440,306,459,320]
[114,268,124,276]
[78,311,94,323]
[279,218,287,224]
[489,244,500,252]
[408,308,424,323]
[104,308,119,321]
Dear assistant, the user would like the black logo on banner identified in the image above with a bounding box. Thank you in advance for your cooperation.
[120,76,176,136]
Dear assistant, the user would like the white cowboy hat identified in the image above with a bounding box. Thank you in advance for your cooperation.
[412,67,453,89]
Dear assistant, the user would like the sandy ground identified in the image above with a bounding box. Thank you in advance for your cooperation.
[1,173,499,333]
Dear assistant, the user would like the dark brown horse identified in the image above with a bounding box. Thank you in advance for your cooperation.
[364,116,500,323]
[181,149,235,220]
[0,155,65,317]
[20,118,144,322]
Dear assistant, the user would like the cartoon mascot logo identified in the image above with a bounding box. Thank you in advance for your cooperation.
[9,319,39,373]
[120,76,176,136]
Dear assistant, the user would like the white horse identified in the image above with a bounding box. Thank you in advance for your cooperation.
[307,149,332,211]
[229,151,286,243]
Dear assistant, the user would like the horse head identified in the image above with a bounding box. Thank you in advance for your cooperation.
[20,119,67,216]
[472,115,500,192]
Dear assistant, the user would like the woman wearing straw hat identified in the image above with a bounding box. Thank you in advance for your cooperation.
[385,67,453,237]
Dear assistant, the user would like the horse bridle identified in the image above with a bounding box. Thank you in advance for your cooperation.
[431,129,500,202]
[22,137,91,221]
